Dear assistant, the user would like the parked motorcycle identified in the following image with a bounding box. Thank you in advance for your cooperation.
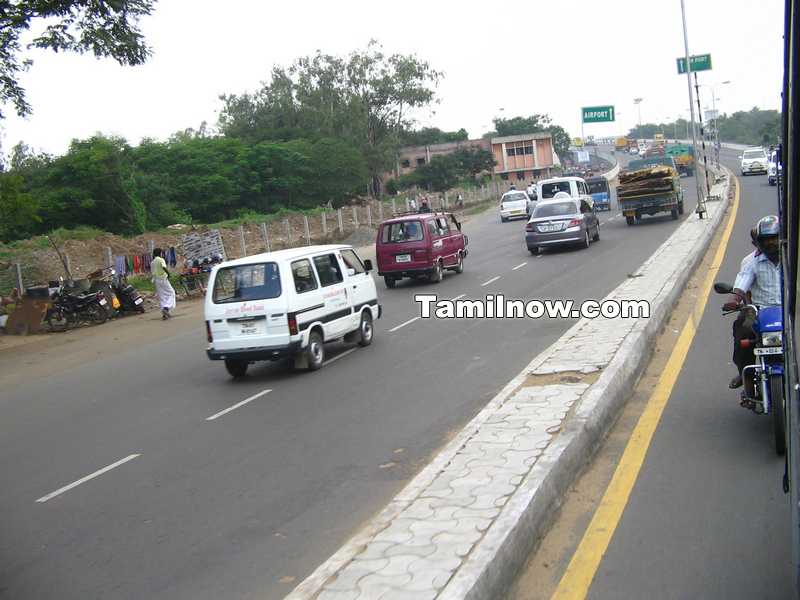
[112,275,145,314]
[715,282,786,455]
[46,279,109,331]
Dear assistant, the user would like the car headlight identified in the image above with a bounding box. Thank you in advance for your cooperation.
[762,331,783,347]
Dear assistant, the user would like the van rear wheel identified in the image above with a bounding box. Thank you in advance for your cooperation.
[225,359,248,378]
[358,311,373,346]
[384,276,397,289]
[306,330,325,371]
[429,260,443,283]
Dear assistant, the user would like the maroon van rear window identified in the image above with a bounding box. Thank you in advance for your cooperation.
[381,221,424,243]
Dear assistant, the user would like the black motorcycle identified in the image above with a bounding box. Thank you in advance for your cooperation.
[112,276,145,314]
[46,280,109,331]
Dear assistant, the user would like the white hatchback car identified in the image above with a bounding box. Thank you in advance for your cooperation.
[740,148,769,175]
[205,244,381,377]
[499,190,533,222]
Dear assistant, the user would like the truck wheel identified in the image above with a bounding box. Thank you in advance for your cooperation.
[671,208,679,220]
[384,276,396,289]
[678,201,685,215]
[625,215,635,226]
[224,359,248,379]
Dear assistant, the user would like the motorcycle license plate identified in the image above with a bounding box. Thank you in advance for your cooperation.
[754,346,782,355]
[99,298,107,306]
[134,297,143,305]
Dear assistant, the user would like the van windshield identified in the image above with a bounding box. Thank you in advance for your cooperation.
[381,221,424,243]
[743,150,766,159]
[540,181,572,199]
[533,202,577,218]
[212,262,281,303]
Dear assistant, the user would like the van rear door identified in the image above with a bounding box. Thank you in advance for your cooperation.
[208,262,289,351]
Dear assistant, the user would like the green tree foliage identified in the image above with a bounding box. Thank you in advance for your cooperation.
[398,127,468,146]
[628,108,781,146]
[0,132,369,240]
[0,174,40,241]
[395,148,495,192]
[219,41,442,195]
[0,0,155,119]
[487,115,571,159]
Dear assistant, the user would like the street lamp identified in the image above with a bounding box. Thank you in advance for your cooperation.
[633,98,643,135]
[698,80,731,168]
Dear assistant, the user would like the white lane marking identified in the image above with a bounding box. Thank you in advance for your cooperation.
[512,262,527,271]
[206,388,272,421]
[450,294,466,301]
[324,347,357,366]
[389,316,420,332]
[36,454,141,503]
[481,276,501,287]
[537,254,544,259]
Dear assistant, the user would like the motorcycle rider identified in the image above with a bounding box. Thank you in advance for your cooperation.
[725,215,782,392]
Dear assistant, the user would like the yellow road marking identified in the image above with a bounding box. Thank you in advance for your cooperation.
[551,177,740,599]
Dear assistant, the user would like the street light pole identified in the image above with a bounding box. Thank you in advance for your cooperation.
[680,0,705,218]
[633,98,643,136]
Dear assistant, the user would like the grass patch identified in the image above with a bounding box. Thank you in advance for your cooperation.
[127,274,155,294]
[47,226,108,243]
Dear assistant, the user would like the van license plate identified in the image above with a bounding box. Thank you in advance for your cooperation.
[134,297,143,305]
[396,254,411,263]
[240,320,261,335]
[754,346,782,355]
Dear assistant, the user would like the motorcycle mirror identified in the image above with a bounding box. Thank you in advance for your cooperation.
[713,282,733,294]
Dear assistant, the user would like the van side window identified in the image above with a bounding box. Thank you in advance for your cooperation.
[427,220,439,238]
[340,249,365,274]
[313,254,344,287]
[292,259,318,294]
[436,217,450,234]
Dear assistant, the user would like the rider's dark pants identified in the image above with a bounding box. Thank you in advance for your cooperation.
[732,312,756,374]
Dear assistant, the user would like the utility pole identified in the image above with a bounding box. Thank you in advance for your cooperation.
[680,0,705,218]
[633,98,643,136]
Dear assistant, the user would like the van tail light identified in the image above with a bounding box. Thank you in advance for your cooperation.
[206,321,213,343]
[567,218,582,228]
[525,222,535,232]
[287,313,298,336]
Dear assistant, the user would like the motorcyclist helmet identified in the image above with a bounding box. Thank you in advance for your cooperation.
[755,215,780,259]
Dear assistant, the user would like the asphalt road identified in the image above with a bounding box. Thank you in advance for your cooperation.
[571,148,793,599]
[0,150,700,600]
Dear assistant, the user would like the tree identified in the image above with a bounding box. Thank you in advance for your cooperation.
[219,41,442,196]
[399,127,468,146]
[451,147,495,177]
[0,173,40,241]
[0,1,156,119]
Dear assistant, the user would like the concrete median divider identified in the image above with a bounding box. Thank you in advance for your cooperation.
[287,168,732,600]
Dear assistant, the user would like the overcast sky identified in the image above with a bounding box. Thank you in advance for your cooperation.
[0,0,785,157]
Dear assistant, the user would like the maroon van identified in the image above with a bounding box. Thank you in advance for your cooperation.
[376,212,468,288]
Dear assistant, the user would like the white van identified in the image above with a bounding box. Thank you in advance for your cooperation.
[204,244,381,378]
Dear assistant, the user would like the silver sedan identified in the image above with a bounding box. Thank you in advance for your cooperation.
[524,198,600,255]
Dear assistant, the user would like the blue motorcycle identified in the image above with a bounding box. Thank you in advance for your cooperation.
[715,282,786,455]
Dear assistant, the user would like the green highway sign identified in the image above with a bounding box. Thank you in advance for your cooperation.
[582,105,615,123]
[677,54,712,74]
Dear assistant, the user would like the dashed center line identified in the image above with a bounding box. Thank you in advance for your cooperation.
[206,388,272,421]
[323,347,357,366]
[512,262,528,271]
[481,276,501,287]
[388,316,420,332]
[36,454,141,503]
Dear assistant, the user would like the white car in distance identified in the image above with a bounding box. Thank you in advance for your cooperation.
[740,147,769,176]
[500,190,533,223]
